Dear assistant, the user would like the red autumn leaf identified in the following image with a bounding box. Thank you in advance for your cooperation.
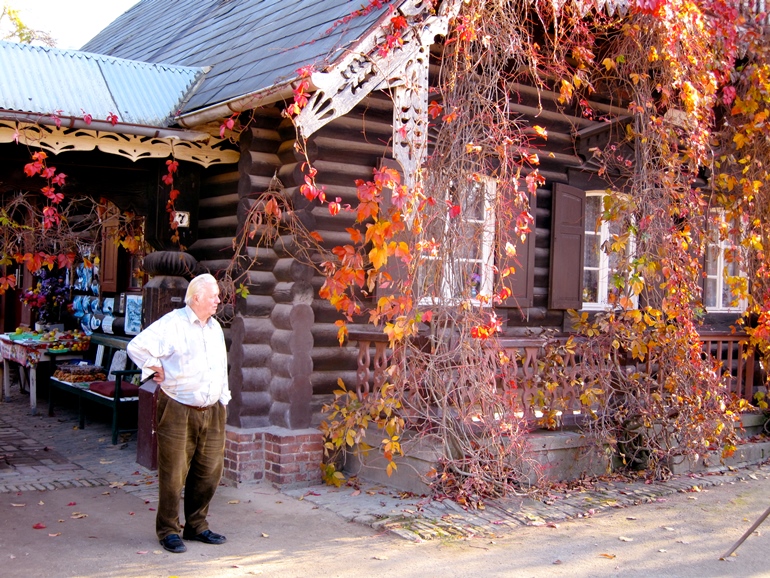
[391,14,407,30]
[107,112,119,125]
[165,159,179,173]
[448,202,461,219]
[329,201,341,216]
[346,227,363,244]
[81,110,92,124]
[51,172,66,186]
[24,162,41,177]
[33,523,47,529]
[32,151,47,162]
[67,502,77,506]
[161,173,174,186]
[41,166,56,179]
[428,100,443,119]
[169,189,180,201]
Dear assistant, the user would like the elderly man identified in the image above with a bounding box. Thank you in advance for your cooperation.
[127,273,230,554]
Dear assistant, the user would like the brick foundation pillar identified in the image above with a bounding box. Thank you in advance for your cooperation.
[223,425,323,487]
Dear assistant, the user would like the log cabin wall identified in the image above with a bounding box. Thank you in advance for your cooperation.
[304,92,396,396]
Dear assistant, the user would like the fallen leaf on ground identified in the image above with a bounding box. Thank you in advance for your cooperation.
[136,551,148,555]
[32,523,46,529]
[228,500,240,504]
[619,536,633,542]
[663,526,674,531]
[547,522,559,528]
[70,512,88,519]
[352,489,361,496]
[599,553,616,559]
[553,560,562,565]
[11,503,25,507]
[67,502,76,506]
[261,532,269,538]
[109,482,125,488]
[372,555,388,560]
[626,516,637,520]
[659,549,667,553]
[48,533,61,537]
[38,501,44,506]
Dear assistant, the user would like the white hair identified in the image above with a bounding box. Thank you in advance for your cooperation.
[185,273,218,305]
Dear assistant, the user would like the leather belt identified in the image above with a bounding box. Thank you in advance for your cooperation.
[184,403,215,412]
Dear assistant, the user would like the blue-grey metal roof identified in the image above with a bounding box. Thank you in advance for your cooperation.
[0,40,208,127]
[82,0,395,113]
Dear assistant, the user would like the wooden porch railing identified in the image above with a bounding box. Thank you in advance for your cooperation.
[349,331,762,422]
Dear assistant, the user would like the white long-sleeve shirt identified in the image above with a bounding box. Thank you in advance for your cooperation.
[126,306,230,407]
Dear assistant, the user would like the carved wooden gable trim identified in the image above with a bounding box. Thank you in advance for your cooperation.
[295,0,462,188]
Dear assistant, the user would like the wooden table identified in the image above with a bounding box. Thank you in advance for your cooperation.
[0,334,80,415]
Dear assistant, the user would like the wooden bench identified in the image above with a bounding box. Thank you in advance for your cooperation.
[48,334,141,444]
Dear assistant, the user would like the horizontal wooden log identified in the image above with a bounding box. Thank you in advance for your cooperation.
[199,193,239,218]
[238,173,278,198]
[243,270,277,294]
[273,258,315,283]
[273,281,315,304]
[326,114,393,135]
[311,370,359,395]
[239,391,272,416]
[195,259,232,275]
[240,343,273,367]
[311,346,359,371]
[240,115,282,143]
[187,237,235,260]
[311,323,348,347]
[240,316,276,342]
[312,159,377,186]
[198,214,238,237]
[311,300,346,325]
[202,169,240,188]
[244,247,279,268]
[238,150,281,176]
[237,294,275,317]
[239,366,272,391]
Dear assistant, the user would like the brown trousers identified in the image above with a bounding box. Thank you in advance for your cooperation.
[155,389,226,540]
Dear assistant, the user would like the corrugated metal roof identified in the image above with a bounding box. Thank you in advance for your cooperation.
[82,0,394,113]
[0,40,208,127]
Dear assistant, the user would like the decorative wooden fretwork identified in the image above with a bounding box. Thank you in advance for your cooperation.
[295,0,462,177]
[0,121,239,168]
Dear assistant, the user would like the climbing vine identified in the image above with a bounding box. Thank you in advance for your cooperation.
[278,0,770,499]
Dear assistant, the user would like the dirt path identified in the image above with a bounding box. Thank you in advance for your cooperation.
[2,473,769,577]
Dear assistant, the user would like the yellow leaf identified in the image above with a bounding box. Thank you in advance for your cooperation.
[602,58,615,71]
[368,246,388,270]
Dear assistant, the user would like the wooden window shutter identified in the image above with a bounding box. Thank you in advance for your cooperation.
[375,158,408,299]
[499,191,536,308]
[549,183,586,310]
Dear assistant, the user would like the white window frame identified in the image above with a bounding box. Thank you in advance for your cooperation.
[582,191,636,311]
[704,210,747,313]
[419,178,496,305]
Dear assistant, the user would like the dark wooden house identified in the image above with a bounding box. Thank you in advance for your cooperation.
[1,0,751,486]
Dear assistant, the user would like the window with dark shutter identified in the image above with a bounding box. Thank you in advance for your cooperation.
[549,183,586,310]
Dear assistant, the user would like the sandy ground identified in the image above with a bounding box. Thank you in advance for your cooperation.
[2,473,770,578]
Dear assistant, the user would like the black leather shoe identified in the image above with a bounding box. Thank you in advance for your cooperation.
[183,529,227,544]
[159,534,187,553]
